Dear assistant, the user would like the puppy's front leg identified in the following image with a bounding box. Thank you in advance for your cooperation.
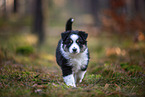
[63,74,76,87]
[75,71,86,84]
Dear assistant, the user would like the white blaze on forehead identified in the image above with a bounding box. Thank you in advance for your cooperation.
[69,34,80,53]
[70,34,79,41]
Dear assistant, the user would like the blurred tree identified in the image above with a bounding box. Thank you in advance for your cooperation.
[90,0,100,26]
[135,0,145,19]
[25,0,30,14]
[88,0,145,36]
[126,0,135,19]
[13,0,18,13]
[90,0,109,27]
[32,0,44,44]
[2,0,6,17]
[25,0,34,15]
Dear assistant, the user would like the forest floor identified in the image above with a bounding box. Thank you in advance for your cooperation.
[0,27,145,97]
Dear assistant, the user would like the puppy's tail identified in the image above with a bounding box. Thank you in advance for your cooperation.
[65,18,74,31]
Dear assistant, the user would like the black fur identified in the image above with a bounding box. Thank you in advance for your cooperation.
[65,18,74,31]
[56,40,73,76]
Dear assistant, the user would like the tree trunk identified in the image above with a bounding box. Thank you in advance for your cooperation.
[33,0,44,44]
[138,0,145,20]
[90,0,109,27]
[13,0,18,13]
[2,0,6,17]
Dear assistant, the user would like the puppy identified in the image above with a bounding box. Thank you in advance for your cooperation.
[56,18,89,87]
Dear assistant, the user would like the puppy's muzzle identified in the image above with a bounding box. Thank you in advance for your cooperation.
[72,48,77,53]
[73,48,77,52]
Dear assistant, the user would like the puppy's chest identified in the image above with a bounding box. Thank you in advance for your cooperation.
[68,54,88,72]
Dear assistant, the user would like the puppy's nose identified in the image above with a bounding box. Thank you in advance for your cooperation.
[72,48,77,52]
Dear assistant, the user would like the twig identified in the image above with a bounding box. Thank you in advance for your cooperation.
[130,86,135,94]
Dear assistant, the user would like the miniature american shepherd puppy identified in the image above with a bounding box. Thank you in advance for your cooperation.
[56,18,89,87]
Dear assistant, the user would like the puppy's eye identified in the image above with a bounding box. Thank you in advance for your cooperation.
[76,39,79,43]
[70,40,73,43]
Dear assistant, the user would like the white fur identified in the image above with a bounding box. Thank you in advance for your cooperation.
[71,18,74,22]
[69,34,80,53]
[63,74,76,87]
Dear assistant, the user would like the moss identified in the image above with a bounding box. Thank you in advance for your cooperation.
[85,74,102,84]
[90,66,104,74]
[102,69,114,78]
[16,46,34,55]
[120,63,142,73]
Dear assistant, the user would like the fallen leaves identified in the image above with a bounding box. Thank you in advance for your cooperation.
[115,84,121,92]
[104,83,122,95]
[104,83,110,90]
[32,83,48,93]
[32,84,48,89]
[106,47,126,56]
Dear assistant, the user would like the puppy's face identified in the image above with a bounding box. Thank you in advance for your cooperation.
[61,31,88,54]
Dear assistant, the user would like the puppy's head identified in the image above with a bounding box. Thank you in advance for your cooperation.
[61,18,88,54]
[61,31,88,54]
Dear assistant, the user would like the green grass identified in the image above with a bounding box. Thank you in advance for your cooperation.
[0,32,145,97]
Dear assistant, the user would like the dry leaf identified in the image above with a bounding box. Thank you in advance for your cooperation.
[35,89,42,93]
[32,84,37,87]
[115,84,121,92]
[104,83,110,90]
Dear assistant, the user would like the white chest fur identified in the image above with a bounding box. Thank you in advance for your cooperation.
[69,51,88,72]
[61,44,88,73]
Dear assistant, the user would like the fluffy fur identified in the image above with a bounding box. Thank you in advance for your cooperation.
[56,18,89,87]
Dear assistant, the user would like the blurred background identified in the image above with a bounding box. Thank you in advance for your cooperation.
[0,0,145,41]
[0,0,145,70]
[0,0,145,76]
[0,0,145,96]
[0,0,145,64]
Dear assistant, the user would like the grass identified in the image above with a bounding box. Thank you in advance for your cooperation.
[0,32,145,97]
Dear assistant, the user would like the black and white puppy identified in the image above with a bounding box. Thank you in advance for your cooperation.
[56,18,89,87]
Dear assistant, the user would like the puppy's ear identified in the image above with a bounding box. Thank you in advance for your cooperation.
[61,32,70,41]
[78,31,88,40]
